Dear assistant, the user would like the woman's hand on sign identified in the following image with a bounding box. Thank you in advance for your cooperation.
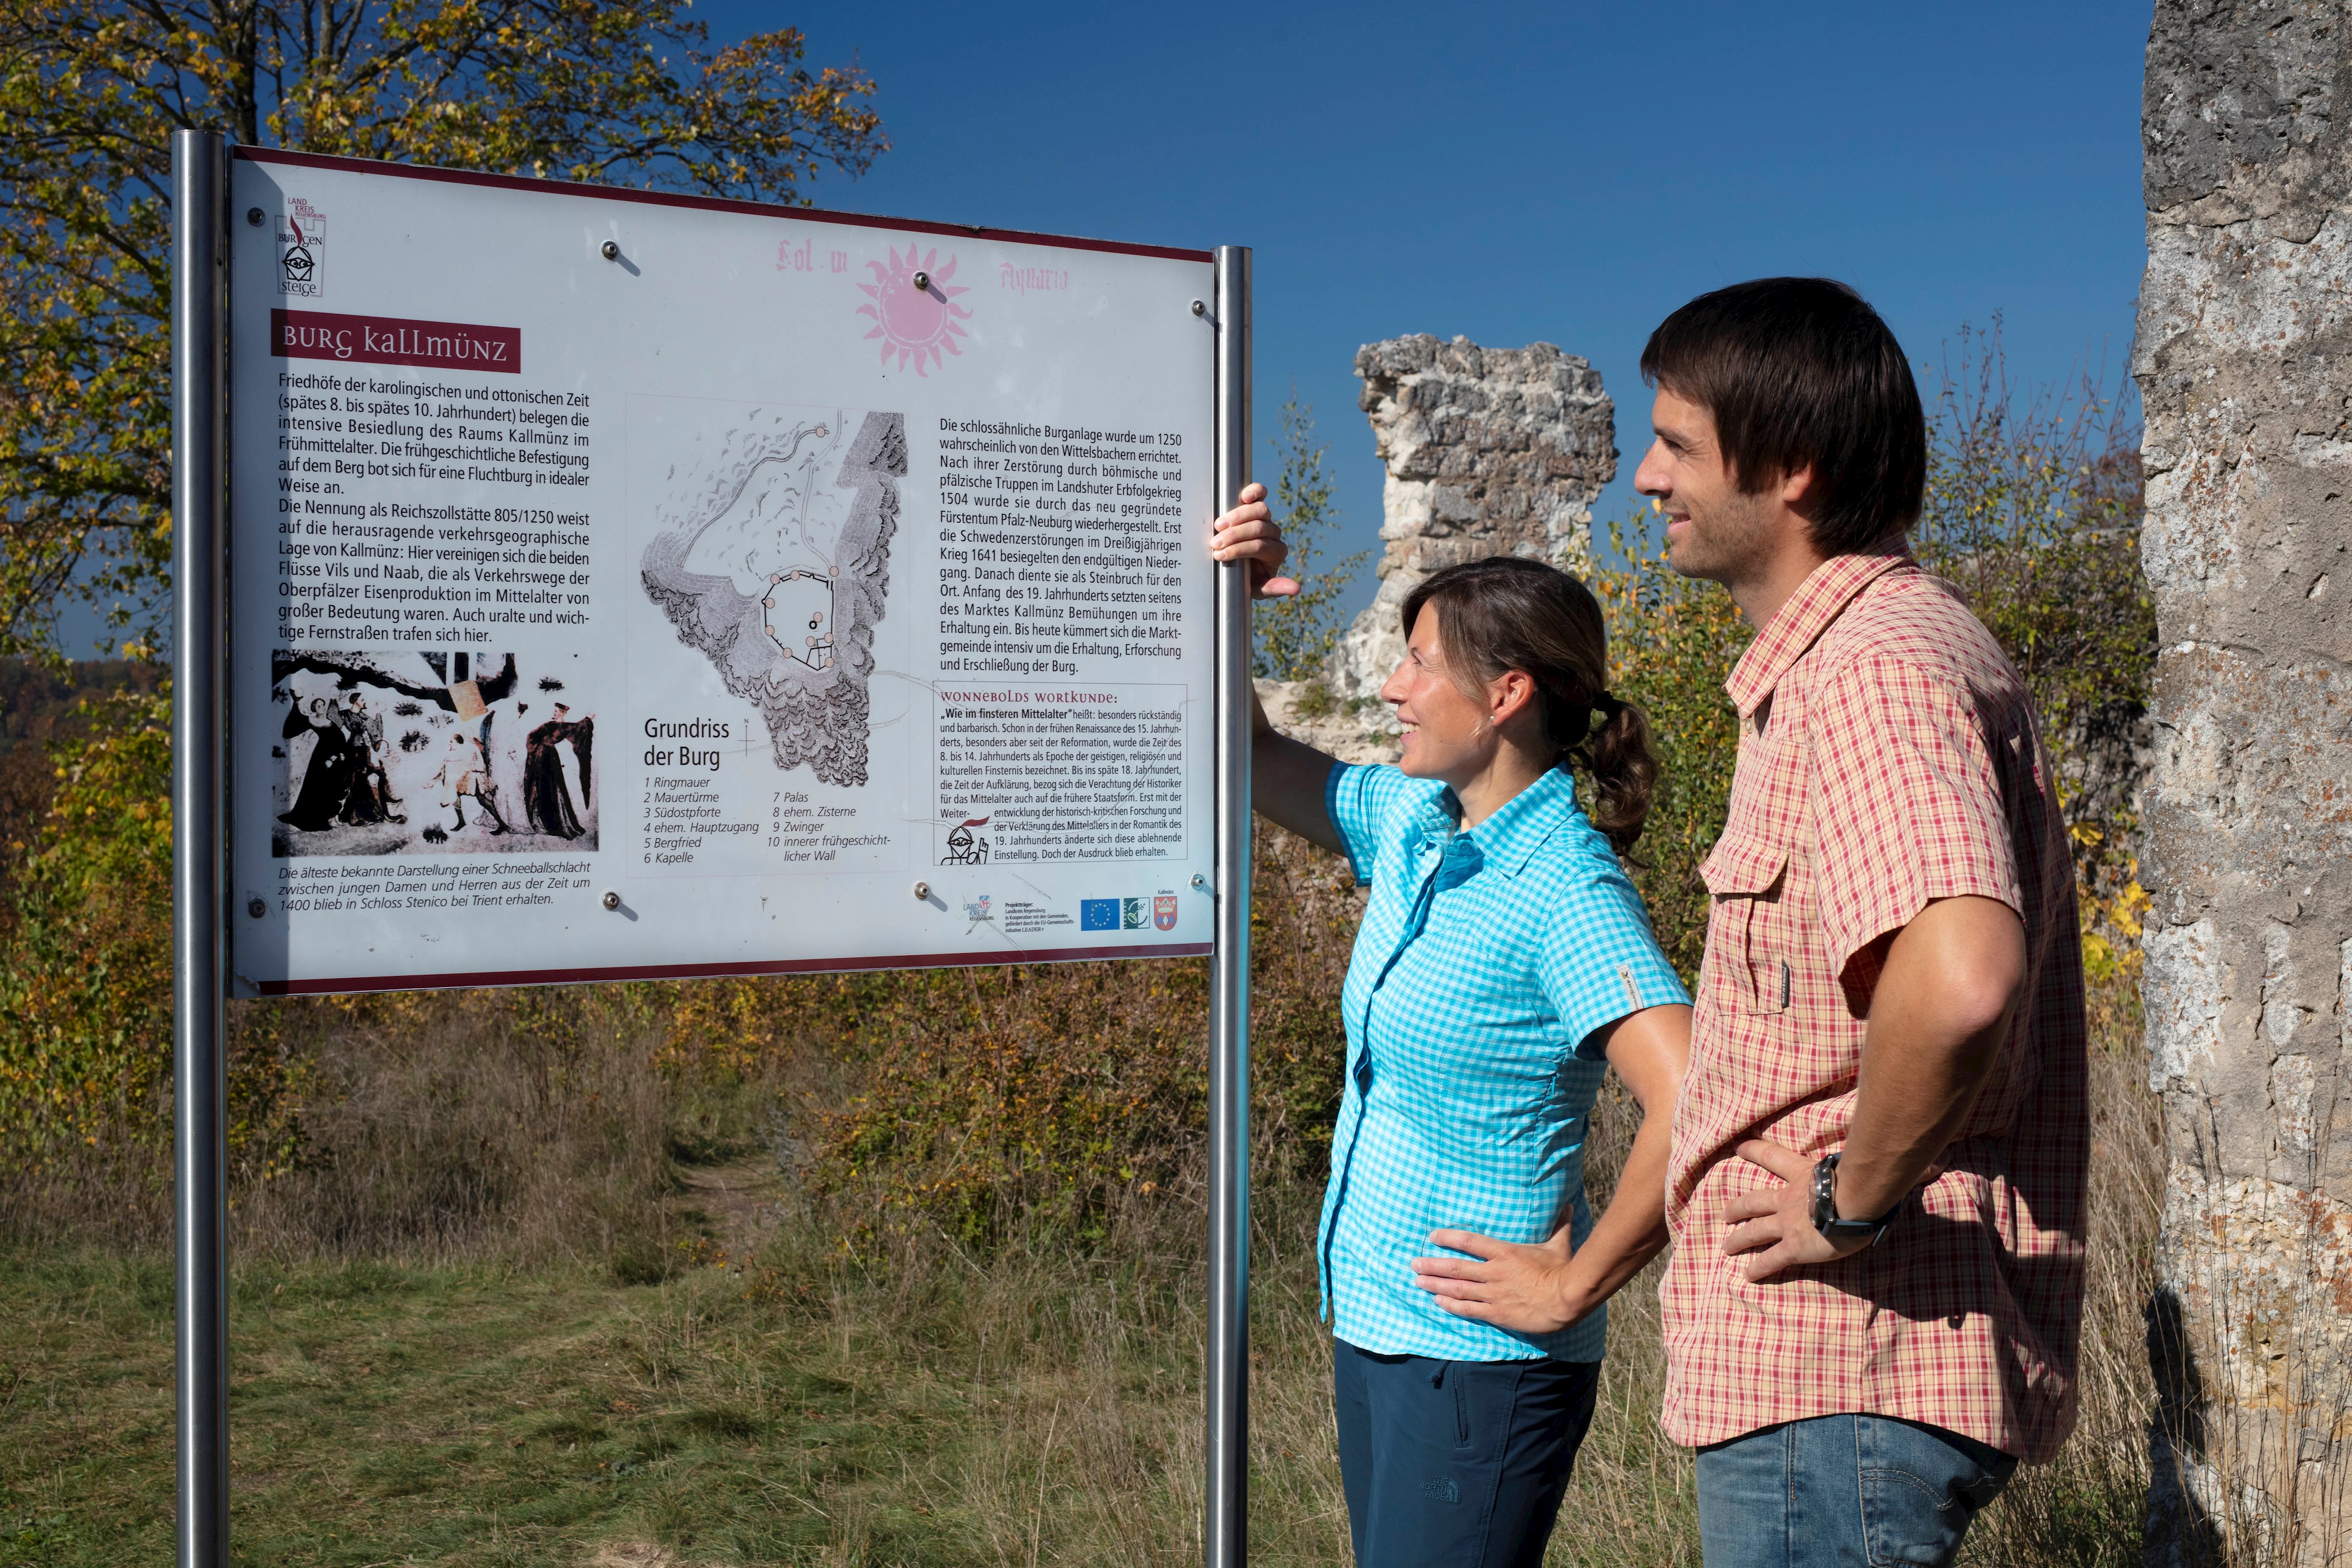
[1211,482,1299,600]
[1410,1226,1588,1333]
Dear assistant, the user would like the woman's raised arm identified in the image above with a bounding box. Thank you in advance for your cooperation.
[1212,482,1348,857]
[1249,687,1347,856]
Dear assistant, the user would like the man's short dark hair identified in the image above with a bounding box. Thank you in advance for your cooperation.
[1640,277,1925,556]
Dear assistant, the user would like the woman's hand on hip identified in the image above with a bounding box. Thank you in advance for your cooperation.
[1410,1226,1588,1334]
[1210,482,1299,599]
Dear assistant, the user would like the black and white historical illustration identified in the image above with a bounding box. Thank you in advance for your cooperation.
[637,405,902,787]
[270,648,598,857]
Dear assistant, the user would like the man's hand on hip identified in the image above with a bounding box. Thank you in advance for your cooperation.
[1720,1138,1871,1281]
[1726,896,2028,1284]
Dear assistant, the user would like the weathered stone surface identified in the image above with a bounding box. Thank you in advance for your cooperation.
[1328,335,1616,703]
[2143,3,2344,235]
[2138,5,2352,1558]
[1254,679,1401,766]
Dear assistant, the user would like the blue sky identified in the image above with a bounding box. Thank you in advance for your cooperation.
[717,0,2153,610]
[65,2,2152,657]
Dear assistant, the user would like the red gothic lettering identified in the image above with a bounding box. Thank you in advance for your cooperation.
[268,308,521,374]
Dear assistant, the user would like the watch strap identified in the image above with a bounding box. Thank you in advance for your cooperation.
[1810,1151,1899,1245]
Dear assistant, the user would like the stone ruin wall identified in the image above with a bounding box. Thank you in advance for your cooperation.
[1263,334,1618,760]
[2138,3,2352,1559]
[1331,334,1618,701]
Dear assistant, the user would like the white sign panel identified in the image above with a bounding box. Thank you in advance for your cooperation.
[226,149,1216,993]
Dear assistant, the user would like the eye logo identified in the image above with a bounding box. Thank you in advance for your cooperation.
[856,244,970,375]
[273,200,327,299]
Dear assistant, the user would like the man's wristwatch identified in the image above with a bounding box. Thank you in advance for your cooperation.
[1809,1152,1901,1248]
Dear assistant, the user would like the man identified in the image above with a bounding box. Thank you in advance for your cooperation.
[342,693,405,825]
[1633,278,2087,1565]
[436,731,510,837]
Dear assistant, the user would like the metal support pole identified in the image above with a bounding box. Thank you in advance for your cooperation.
[172,127,230,1568]
[1206,244,1252,1568]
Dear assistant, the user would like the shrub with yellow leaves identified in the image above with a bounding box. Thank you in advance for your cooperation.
[0,688,176,1172]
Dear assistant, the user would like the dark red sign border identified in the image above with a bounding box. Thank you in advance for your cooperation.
[234,146,1214,265]
[252,940,1213,997]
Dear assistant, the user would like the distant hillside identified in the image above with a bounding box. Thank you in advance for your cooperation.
[0,658,164,753]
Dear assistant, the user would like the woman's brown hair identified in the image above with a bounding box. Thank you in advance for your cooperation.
[1399,555,1659,856]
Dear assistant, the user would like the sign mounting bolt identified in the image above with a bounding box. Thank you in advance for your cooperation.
[601,240,620,261]
[1191,873,1206,889]
[247,897,266,918]
[601,890,620,911]
[1190,299,1206,317]
[912,881,931,901]
[912,270,931,292]
[246,207,265,228]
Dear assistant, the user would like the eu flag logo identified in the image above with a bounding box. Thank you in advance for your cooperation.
[1080,899,1120,931]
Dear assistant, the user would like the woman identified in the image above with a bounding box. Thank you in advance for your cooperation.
[523,703,594,839]
[279,694,360,832]
[1214,485,1692,1568]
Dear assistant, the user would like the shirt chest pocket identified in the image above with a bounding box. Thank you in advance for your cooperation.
[1700,830,1796,1016]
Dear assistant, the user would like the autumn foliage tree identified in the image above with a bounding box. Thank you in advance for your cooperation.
[0,2,884,1203]
[0,0,887,660]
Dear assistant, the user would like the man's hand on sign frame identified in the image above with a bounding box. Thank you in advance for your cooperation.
[1211,482,1299,600]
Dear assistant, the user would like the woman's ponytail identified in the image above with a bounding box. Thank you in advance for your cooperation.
[1572,694,1659,859]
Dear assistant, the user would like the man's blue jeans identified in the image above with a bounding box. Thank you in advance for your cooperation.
[1695,1414,2018,1567]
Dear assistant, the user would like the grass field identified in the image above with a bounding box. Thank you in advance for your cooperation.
[0,844,2157,1568]
[0,1087,2153,1568]
[0,1175,1380,1568]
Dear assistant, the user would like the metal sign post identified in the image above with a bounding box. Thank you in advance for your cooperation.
[1206,244,1252,1568]
[171,126,231,1568]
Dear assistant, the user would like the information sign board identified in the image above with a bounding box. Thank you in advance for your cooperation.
[226,150,1217,993]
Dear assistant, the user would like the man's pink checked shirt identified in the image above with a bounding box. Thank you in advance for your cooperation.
[1660,551,2089,1463]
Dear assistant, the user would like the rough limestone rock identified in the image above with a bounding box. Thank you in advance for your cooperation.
[2137,5,2352,1558]
[1254,678,1400,766]
[1328,336,1616,704]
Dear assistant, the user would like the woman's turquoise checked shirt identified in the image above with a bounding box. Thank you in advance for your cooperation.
[1320,760,1689,1364]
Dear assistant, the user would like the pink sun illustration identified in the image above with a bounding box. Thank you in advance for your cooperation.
[856,245,970,375]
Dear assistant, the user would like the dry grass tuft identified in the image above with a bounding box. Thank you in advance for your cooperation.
[235,996,676,1265]
[586,1543,677,1568]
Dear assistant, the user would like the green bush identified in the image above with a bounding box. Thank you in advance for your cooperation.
[1910,328,2152,979]
[1591,513,1753,982]
[0,688,176,1172]
[1252,395,1369,685]
[807,826,1359,1244]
